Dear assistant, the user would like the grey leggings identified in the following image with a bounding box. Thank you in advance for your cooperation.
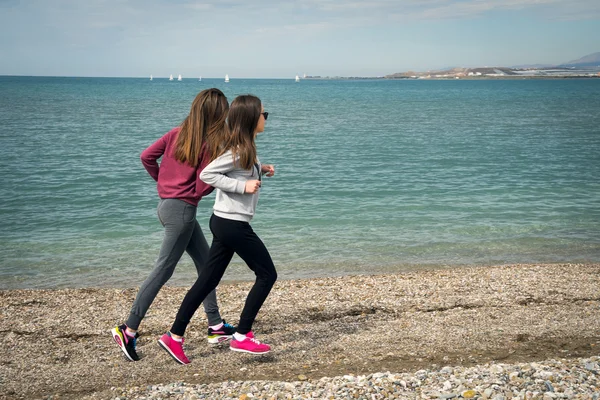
[126,198,222,330]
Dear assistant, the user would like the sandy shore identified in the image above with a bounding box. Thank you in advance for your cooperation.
[1,263,599,399]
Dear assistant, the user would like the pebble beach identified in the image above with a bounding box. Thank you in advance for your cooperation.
[1,263,599,399]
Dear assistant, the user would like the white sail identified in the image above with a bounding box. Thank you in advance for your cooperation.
[177,74,182,81]
[199,76,202,82]
[225,74,229,83]
[150,75,153,81]
[295,75,300,82]
[169,74,173,81]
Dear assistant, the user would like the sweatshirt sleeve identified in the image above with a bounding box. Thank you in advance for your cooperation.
[199,152,246,194]
[140,133,168,181]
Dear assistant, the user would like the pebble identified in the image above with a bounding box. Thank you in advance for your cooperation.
[585,362,596,371]
[441,366,454,374]
[439,394,456,399]
[116,356,600,399]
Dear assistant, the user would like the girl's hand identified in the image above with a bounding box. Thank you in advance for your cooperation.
[261,164,275,177]
[244,180,261,194]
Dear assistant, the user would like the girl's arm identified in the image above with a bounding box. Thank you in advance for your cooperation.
[200,152,246,194]
[140,134,167,181]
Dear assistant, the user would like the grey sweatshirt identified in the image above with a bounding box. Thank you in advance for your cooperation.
[199,150,261,222]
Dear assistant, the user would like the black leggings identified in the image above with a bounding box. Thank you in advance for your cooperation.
[171,214,277,336]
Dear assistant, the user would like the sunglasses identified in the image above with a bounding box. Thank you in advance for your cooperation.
[261,112,269,121]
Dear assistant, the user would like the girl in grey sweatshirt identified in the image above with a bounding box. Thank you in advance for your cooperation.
[159,95,277,364]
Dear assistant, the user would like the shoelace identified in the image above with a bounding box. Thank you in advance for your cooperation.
[248,336,261,344]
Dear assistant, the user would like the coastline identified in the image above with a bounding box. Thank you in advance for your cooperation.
[302,75,600,80]
[1,263,599,399]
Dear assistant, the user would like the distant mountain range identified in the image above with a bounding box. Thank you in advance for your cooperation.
[383,51,600,79]
[560,52,600,68]
[307,51,600,80]
[513,52,600,69]
[383,51,600,78]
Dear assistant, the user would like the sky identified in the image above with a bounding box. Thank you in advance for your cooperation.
[0,0,599,78]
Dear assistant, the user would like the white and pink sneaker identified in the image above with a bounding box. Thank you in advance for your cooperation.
[229,331,271,354]
[158,332,190,365]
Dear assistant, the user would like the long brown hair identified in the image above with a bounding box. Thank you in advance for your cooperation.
[218,95,261,170]
[174,88,229,167]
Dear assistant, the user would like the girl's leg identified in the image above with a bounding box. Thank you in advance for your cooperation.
[229,224,277,334]
[170,215,237,336]
[185,220,222,327]
[125,199,196,330]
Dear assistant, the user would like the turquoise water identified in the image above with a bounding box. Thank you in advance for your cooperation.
[1,76,599,289]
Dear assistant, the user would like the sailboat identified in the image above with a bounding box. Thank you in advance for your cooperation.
[225,74,229,83]
[295,74,300,82]
[150,74,153,81]
[177,74,182,81]
[169,74,174,81]
[199,76,202,82]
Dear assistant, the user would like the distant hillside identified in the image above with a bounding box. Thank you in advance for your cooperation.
[384,67,517,79]
[560,52,600,68]
[386,51,600,78]
[510,63,554,69]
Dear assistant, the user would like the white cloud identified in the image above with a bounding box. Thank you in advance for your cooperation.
[265,0,599,21]
[395,0,587,20]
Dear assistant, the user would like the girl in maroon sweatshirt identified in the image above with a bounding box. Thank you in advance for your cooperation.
[110,88,235,361]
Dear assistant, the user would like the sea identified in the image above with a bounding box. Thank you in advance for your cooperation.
[1,76,599,289]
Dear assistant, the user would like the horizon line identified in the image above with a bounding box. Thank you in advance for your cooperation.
[0,74,388,79]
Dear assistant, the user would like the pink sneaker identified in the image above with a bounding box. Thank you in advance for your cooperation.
[230,331,271,354]
[157,332,190,365]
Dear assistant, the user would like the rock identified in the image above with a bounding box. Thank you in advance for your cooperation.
[538,371,554,380]
[415,370,428,380]
[490,365,504,374]
[462,390,476,398]
[585,362,596,371]
[439,394,456,399]
[298,375,308,381]
[441,367,453,374]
